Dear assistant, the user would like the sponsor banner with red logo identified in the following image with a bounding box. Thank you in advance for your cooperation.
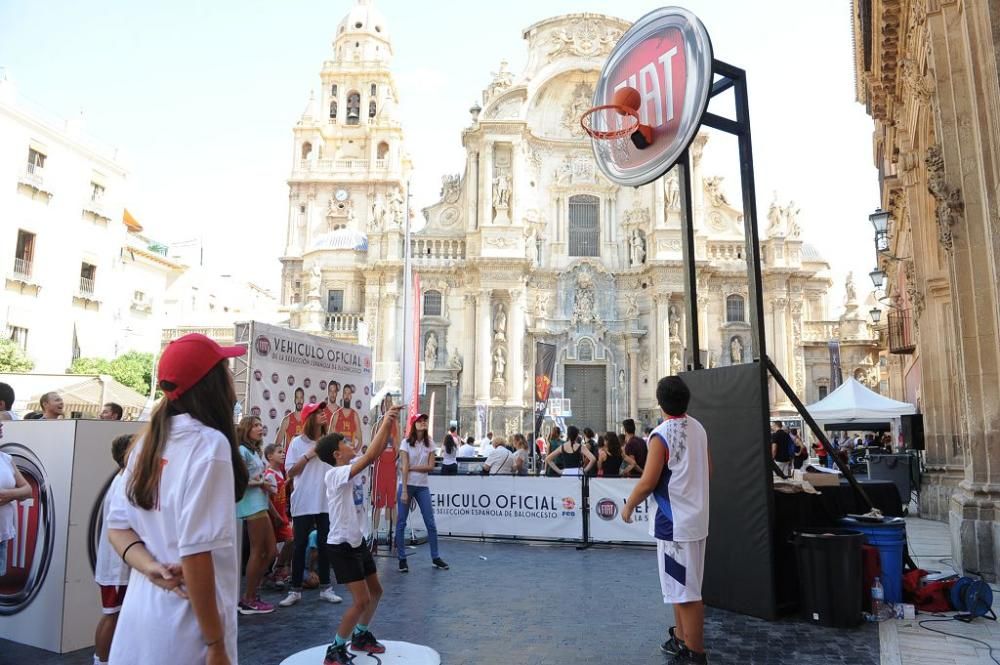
[246,321,373,449]
[589,478,655,544]
[429,476,583,541]
[0,420,137,652]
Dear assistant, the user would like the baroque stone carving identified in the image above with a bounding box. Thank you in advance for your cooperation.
[440,174,462,203]
[926,144,964,251]
[571,270,600,326]
[485,60,513,103]
[704,176,729,207]
[629,229,646,266]
[664,170,681,211]
[424,331,438,369]
[448,347,463,370]
[623,294,639,320]
[492,170,511,209]
[562,82,594,137]
[623,202,650,228]
[493,304,507,342]
[904,260,925,325]
[547,20,622,58]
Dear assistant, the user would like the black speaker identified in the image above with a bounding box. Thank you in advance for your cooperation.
[901,413,924,451]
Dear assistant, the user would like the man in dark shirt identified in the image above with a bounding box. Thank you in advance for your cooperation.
[771,421,794,476]
[622,418,647,478]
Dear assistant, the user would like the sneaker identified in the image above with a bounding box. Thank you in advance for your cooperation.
[350,629,386,654]
[668,646,708,665]
[238,597,276,615]
[323,643,355,665]
[278,590,301,607]
[661,626,684,656]
[320,587,343,604]
[431,557,449,570]
[398,559,409,573]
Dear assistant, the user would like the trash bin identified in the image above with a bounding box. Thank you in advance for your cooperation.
[794,528,864,627]
[838,517,907,603]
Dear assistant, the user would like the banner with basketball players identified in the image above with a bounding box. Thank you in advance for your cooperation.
[245,321,374,449]
[588,478,655,544]
[533,342,557,439]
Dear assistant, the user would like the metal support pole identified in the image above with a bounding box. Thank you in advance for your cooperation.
[676,151,701,370]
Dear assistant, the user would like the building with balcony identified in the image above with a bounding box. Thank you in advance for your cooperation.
[279,5,872,441]
[852,1,1000,578]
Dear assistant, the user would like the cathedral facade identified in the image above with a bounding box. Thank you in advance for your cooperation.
[280,5,877,441]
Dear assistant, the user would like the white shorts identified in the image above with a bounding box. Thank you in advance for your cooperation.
[656,538,706,604]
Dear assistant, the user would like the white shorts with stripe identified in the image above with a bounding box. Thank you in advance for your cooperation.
[656,538,706,604]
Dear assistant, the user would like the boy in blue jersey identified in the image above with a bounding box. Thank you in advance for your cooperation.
[623,376,711,665]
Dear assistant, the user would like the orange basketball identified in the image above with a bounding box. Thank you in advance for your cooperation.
[612,86,641,113]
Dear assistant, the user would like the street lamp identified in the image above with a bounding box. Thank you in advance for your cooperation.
[869,307,882,324]
[869,208,891,253]
[869,267,886,289]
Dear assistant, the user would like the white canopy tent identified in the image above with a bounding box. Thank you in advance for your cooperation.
[806,377,917,447]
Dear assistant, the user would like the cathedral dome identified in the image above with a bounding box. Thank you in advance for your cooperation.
[336,0,390,43]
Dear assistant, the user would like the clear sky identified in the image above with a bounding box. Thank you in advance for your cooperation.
[0,0,879,316]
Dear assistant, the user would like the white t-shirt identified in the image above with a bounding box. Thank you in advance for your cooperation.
[441,436,459,465]
[326,461,369,548]
[478,437,494,457]
[106,414,238,664]
[399,438,433,487]
[458,443,478,458]
[0,452,17,541]
[285,434,331,516]
[484,446,513,475]
[648,415,710,542]
[95,473,130,586]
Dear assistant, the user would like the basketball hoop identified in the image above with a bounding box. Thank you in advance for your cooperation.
[580,86,655,154]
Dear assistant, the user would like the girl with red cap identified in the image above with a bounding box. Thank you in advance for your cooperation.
[106,333,248,665]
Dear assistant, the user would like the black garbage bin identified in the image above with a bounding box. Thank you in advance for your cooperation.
[793,528,864,627]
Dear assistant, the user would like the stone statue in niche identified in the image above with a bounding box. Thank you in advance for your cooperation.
[493,304,507,342]
[670,352,682,375]
[493,345,507,380]
[669,304,680,338]
[493,170,511,209]
[573,288,596,325]
[664,170,681,210]
[307,263,322,298]
[448,347,462,370]
[534,293,550,319]
[784,201,800,237]
[370,198,385,231]
[730,336,744,364]
[630,229,646,266]
[388,187,404,227]
[618,369,626,391]
[424,331,438,369]
[767,193,783,234]
[624,294,639,319]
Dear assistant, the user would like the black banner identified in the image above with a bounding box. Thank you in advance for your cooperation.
[828,340,843,390]
[533,342,557,439]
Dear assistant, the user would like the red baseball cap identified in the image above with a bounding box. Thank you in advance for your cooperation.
[158,333,245,400]
[301,401,327,422]
[407,412,429,428]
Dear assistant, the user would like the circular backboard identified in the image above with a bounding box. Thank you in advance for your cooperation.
[590,7,714,187]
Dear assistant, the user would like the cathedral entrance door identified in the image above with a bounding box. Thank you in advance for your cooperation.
[563,365,607,433]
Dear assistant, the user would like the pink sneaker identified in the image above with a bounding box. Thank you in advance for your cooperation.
[238,597,276,615]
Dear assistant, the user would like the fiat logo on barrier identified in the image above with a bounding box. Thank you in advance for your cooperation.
[595,498,619,521]
[0,444,55,615]
[255,336,271,356]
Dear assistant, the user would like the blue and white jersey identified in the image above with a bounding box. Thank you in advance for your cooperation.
[648,415,710,542]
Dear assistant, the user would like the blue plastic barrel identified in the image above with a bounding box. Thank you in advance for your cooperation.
[838,517,907,603]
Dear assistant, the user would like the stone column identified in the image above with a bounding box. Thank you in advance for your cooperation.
[628,337,640,417]
[646,295,659,385]
[460,293,476,405]
[508,288,525,407]
[381,292,398,367]
[656,294,669,378]
[475,290,492,402]
[482,141,494,226]
[773,297,789,405]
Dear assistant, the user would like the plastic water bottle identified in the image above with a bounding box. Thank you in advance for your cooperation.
[871,577,886,621]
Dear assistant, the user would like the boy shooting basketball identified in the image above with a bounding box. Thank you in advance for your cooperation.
[316,402,401,664]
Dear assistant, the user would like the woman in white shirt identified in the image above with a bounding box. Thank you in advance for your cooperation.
[0,422,32,578]
[106,332,249,665]
[395,413,448,573]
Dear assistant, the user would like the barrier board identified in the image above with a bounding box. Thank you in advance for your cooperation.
[588,477,655,544]
[428,476,583,540]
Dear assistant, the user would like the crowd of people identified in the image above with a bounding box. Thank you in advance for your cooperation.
[0,341,719,665]
[0,381,125,422]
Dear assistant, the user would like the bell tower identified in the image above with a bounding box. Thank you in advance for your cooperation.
[280,0,411,340]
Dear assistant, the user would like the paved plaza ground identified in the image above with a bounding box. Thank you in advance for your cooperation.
[2,537,878,665]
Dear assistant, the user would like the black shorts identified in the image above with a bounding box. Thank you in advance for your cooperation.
[328,542,377,585]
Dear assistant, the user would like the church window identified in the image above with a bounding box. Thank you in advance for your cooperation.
[327,290,344,313]
[346,92,361,125]
[423,290,442,317]
[331,84,338,97]
[578,339,594,361]
[369,100,377,118]
[568,194,600,257]
[329,100,337,119]
[726,294,745,323]
[301,142,312,160]
[370,83,377,96]
[354,22,362,29]
[818,385,828,400]
[377,142,389,160]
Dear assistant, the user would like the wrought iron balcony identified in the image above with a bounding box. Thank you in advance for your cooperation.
[12,257,32,280]
[887,309,916,354]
